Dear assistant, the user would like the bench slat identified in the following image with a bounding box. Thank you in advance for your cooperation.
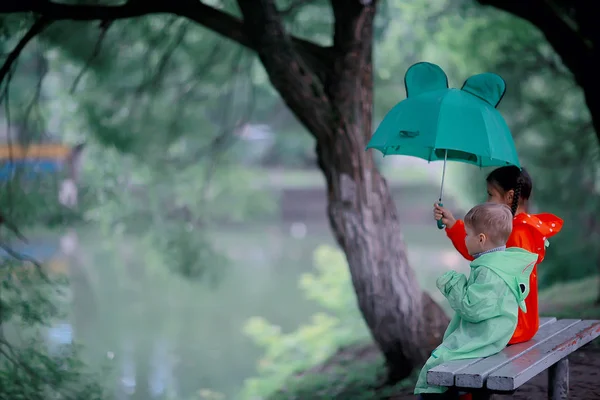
[427,317,557,387]
[486,320,600,391]
[455,319,581,388]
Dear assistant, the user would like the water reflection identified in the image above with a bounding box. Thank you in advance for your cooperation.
[46,321,73,354]
[148,338,178,398]
[119,339,136,397]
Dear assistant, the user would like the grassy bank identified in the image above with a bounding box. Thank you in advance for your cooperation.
[540,276,600,319]
[267,343,412,400]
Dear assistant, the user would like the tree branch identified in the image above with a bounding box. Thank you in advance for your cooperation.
[0,0,330,71]
[476,0,591,80]
[329,0,377,99]
[69,21,111,93]
[0,16,51,86]
[477,0,600,145]
[235,0,333,139]
[304,0,379,208]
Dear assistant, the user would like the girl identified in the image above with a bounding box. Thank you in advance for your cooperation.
[434,166,563,344]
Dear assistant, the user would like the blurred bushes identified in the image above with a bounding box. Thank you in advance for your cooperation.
[0,258,105,399]
[239,245,371,400]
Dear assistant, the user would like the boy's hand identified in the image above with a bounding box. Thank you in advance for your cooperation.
[436,271,457,289]
[436,270,466,296]
[433,203,456,229]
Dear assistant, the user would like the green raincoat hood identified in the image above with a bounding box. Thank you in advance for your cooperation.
[470,248,537,312]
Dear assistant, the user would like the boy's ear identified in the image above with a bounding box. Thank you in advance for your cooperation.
[461,73,506,108]
[478,233,486,244]
[404,62,449,98]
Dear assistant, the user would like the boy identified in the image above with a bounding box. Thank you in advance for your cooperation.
[415,203,538,399]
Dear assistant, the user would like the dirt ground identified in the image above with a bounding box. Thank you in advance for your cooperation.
[391,344,600,400]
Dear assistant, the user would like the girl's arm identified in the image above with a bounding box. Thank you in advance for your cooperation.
[445,220,475,261]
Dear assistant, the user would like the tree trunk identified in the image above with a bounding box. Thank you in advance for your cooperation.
[316,5,448,380]
[319,145,446,380]
[238,0,448,381]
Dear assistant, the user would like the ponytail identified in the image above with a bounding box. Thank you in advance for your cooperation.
[511,176,523,216]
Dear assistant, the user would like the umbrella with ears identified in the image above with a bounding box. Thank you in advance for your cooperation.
[366,62,521,229]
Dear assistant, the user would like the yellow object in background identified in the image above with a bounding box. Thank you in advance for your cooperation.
[0,144,72,160]
[46,258,70,275]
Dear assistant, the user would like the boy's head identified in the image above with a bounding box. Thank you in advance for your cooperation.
[464,202,513,255]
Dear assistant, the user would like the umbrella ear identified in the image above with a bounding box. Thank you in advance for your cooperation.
[404,62,449,98]
[461,73,507,108]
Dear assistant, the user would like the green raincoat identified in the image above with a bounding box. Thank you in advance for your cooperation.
[414,247,538,394]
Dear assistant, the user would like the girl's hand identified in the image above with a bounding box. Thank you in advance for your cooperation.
[433,203,456,229]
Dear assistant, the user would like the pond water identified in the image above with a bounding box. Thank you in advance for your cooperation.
[40,221,467,399]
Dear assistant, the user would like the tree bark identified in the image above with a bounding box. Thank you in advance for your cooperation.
[236,0,448,380]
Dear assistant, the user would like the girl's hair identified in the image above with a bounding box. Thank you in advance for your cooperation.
[486,166,533,216]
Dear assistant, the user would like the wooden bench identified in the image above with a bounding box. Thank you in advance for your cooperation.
[427,317,600,399]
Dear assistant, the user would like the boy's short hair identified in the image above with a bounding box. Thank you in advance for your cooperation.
[464,202,513,246]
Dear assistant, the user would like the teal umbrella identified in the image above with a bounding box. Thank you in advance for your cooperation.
[366,62,521,229]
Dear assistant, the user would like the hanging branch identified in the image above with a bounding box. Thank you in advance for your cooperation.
[0,17,52,87]
[69,21,112,94]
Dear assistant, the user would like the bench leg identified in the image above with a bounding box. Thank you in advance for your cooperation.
[548,358,569,400]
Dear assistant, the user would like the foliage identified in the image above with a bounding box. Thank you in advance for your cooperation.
[239,245,371,399]
[0,14,282,399]
[77,144,277,282]
[0,257,105,399]
[41,17,281,282]
[30,35,277,282]
[0,177,79,231]
[38,14,315,169]
[0,21,83,230]
[0,15,49,139]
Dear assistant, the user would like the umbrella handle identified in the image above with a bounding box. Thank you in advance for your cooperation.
[437,202,446,230]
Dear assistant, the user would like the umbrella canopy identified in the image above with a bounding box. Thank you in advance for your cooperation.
[367,62,521,169]
[366,62,522,229]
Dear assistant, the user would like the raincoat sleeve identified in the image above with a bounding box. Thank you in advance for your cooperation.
[445,220,475,261]
[436,268,504,323]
